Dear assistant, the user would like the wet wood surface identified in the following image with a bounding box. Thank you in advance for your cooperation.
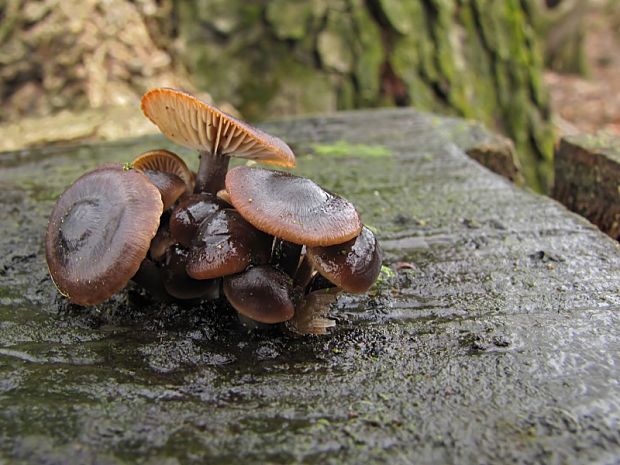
[0,109,619,464]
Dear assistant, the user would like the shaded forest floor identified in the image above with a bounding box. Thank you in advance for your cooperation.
[545,11,620,135]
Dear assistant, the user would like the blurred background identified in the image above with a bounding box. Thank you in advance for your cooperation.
[0,0,618,192]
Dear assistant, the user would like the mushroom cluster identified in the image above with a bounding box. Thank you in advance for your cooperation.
[45,88,382,334]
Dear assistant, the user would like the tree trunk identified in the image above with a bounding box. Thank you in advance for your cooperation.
[174,0,554,191]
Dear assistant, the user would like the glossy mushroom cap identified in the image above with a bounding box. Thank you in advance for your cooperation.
[186,209,272,280]
[163,244,220,300]
[225,166,362,247]
[223,265,296,324]
[141,170,187,210]
[306,226,383,293]
[141,88,296,167]
[132,149,194,192]
[45,165,163,305]
[169,193,225,248]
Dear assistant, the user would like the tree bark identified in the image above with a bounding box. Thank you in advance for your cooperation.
[174,0,554,191]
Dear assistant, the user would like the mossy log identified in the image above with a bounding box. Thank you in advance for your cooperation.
[1,108,620,464]
[175,0,554,190]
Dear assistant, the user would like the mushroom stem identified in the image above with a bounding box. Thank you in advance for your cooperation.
[195,152,230,194]
[131,259,170,301]
[294,254,314,289]
[272,239,303,277]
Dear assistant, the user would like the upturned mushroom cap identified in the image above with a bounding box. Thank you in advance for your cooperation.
[45,165,163,305]
[132,149,194,192]
[225,166,362,247]
[306,226,383,293]
[141,170,187,210]
[169,193,225,248]
[141,88,296,167]
[186,209,272,280]
[223,265,295,324]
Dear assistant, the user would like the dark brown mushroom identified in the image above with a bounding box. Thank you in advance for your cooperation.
[140,170,187,211]
[306,226,382,293]
[163,244,220,300]
[223,265,296,324]
[131,258,170,301]
[169,193,225,248]
[141,88,296,194]
[225,166,362,247]
[149,213,176,262]
[186,209,272,280]
[132,149,194,192]
[45,165,163,305]
[271,240,303,277]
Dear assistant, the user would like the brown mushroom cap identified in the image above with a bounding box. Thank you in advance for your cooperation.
[132,149,194,192]
[141,88,296,167]
[163,244,220,300]
[149,216,176,262]
[169,193,225,248]
[186,209,272,280]
[141,170,187,210]
[223,265,295,324]
[45,165,163,305]
[225,166,362,247]
[306,226,383,293]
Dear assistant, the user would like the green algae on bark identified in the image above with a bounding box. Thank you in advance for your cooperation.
[174,0,554,191]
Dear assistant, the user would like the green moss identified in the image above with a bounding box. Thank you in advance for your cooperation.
[311,141,392,158]
[265,0,314,40]
[317,8,356,74]
[376,0,419,34]
[350,0,384,107]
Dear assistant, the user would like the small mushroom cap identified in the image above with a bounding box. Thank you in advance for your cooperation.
[45,165,163,305]
[132,149,194,192]
[306,226,382,293]
[169,193,225,248]
[223,265,295,324]
[141,170,187,210]
[186,209,272,280]
[163,244,220,300]
[141,88,296,167]
[149,217,176,262]
[225,166,362,247]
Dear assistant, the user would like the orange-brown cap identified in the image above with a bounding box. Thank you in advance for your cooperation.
[186,209,272,280]
[45,165,163,306]
[225,166,362,247]
[306,226,382,293]
[223,265,295,324]
[132,149,194,192]
[141,88,296,167]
